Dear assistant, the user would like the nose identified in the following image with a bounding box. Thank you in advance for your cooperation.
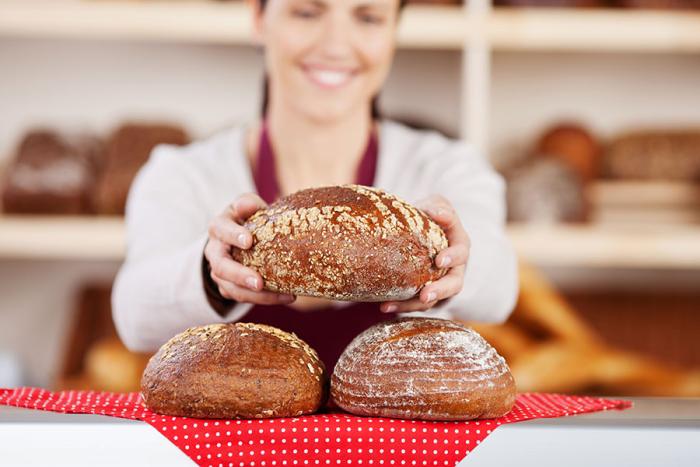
[317,13,354,60]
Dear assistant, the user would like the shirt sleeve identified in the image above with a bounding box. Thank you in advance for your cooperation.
[438,142,518,323]
[112,145,253,353]
[401,138,518,324]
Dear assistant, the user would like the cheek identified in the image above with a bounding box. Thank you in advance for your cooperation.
[357,34,396,88]
[264,24,316,76]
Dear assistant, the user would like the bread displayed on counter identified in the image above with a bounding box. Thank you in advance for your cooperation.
[233,185,448,301]
[95,123,189,214]
[141,323,328,419]
[604,129,700,181]
[331,318,516,421]
[1,129,103,214]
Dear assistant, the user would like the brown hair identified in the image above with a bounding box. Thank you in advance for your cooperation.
[258,0,407,119]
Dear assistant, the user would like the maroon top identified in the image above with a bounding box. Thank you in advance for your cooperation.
[246,122,394,371]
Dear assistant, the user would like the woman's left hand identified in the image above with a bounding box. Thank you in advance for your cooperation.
[380,195,470,314]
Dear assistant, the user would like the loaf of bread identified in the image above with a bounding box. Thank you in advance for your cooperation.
[617,0,699,9]
[141,323,327,419]
[506,158,588,223]
[2,129,103,214]
[85,338,150,393]
[604,130,700,181]
[95,123,189,214]
[233,185,448,301]
[331,318,516,421]
[536,123,601,182]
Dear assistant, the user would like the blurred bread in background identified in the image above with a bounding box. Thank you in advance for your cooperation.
[1,129,103,214]
[95,123,189,215]
[506,158,589,223]
[57,283,151,392]
[84,338,150,393]
[537,123,601,182]
[1,122,189,216]
[468,262,700,397]
[604,129,700,181]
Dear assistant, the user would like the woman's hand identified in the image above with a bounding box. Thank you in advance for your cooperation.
[204,193,297,306]
[380,194,470,314]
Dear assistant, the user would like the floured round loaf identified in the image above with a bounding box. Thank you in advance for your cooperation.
[232,185,448,301]
[331,318,516,421]
[141,323,327,419]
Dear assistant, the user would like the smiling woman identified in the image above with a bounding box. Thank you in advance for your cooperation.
[112,0,518,369]
[256,0,407,120]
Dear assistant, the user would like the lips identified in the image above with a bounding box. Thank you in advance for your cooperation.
[303,66,356,89]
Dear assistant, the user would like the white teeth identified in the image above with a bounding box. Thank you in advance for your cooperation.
[308,69,351,86]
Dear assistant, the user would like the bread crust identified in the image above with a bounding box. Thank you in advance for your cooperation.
[331,318,516,421]
[233,185,448,301]
[141,323,328,419]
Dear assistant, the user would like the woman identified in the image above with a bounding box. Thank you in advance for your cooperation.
[113,0,518,368]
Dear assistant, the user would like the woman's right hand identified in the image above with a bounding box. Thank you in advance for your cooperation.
[204,193,297,306]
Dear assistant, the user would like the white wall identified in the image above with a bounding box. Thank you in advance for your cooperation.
[0,38,461,160]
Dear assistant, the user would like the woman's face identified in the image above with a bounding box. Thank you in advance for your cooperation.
[255,0,399,122]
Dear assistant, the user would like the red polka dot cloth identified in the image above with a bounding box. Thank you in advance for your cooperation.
[0,388,630,466]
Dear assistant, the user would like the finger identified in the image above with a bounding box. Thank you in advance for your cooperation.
[227,193,267,224]
[209,255,265,291]
[435,243,470,269]
[416,196,469,245]
[209,215,254,249]
[380,297,438,314]
[418,265,465,303]
[416,195,453,224]
[212,273,296,305]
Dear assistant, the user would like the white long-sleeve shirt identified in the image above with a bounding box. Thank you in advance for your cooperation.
[112,120,518,352]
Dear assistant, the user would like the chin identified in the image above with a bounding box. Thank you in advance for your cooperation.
[293,105,349,124]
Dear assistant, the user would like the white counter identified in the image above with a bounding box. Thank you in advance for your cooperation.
[0,397,698,466]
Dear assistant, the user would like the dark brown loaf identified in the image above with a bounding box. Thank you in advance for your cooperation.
[141,323,327,419]
[232,185,448,301]
[331,318,516,421]
[95,123,189,214]
[2,129,103,214]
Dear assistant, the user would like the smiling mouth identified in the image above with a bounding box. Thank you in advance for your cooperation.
[303,66,357,89]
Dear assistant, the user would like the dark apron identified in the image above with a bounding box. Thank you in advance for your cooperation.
[246,121,394,371]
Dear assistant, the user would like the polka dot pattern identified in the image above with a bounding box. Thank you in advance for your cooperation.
[0,388,630,466]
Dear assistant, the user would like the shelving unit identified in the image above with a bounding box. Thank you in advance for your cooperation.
[0,1,699,270]
[3,2,700,52]
[490,7,700,53]
[0,216,124,260]
[2,214,700,270]
[0,1,468,49]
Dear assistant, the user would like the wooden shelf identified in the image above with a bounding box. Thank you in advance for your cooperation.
[0,1,467,49]
[490,7,700,53]
[0,216,125,260]
[508,223,700,270]
[2,215,700,269]
[2,3,700,52]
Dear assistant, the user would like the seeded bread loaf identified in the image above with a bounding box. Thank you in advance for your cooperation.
[331,318,516,421]
[232,185,448,301]
[141,323,327,419]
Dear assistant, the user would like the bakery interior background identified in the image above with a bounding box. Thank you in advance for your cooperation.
[1,0,699,397]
